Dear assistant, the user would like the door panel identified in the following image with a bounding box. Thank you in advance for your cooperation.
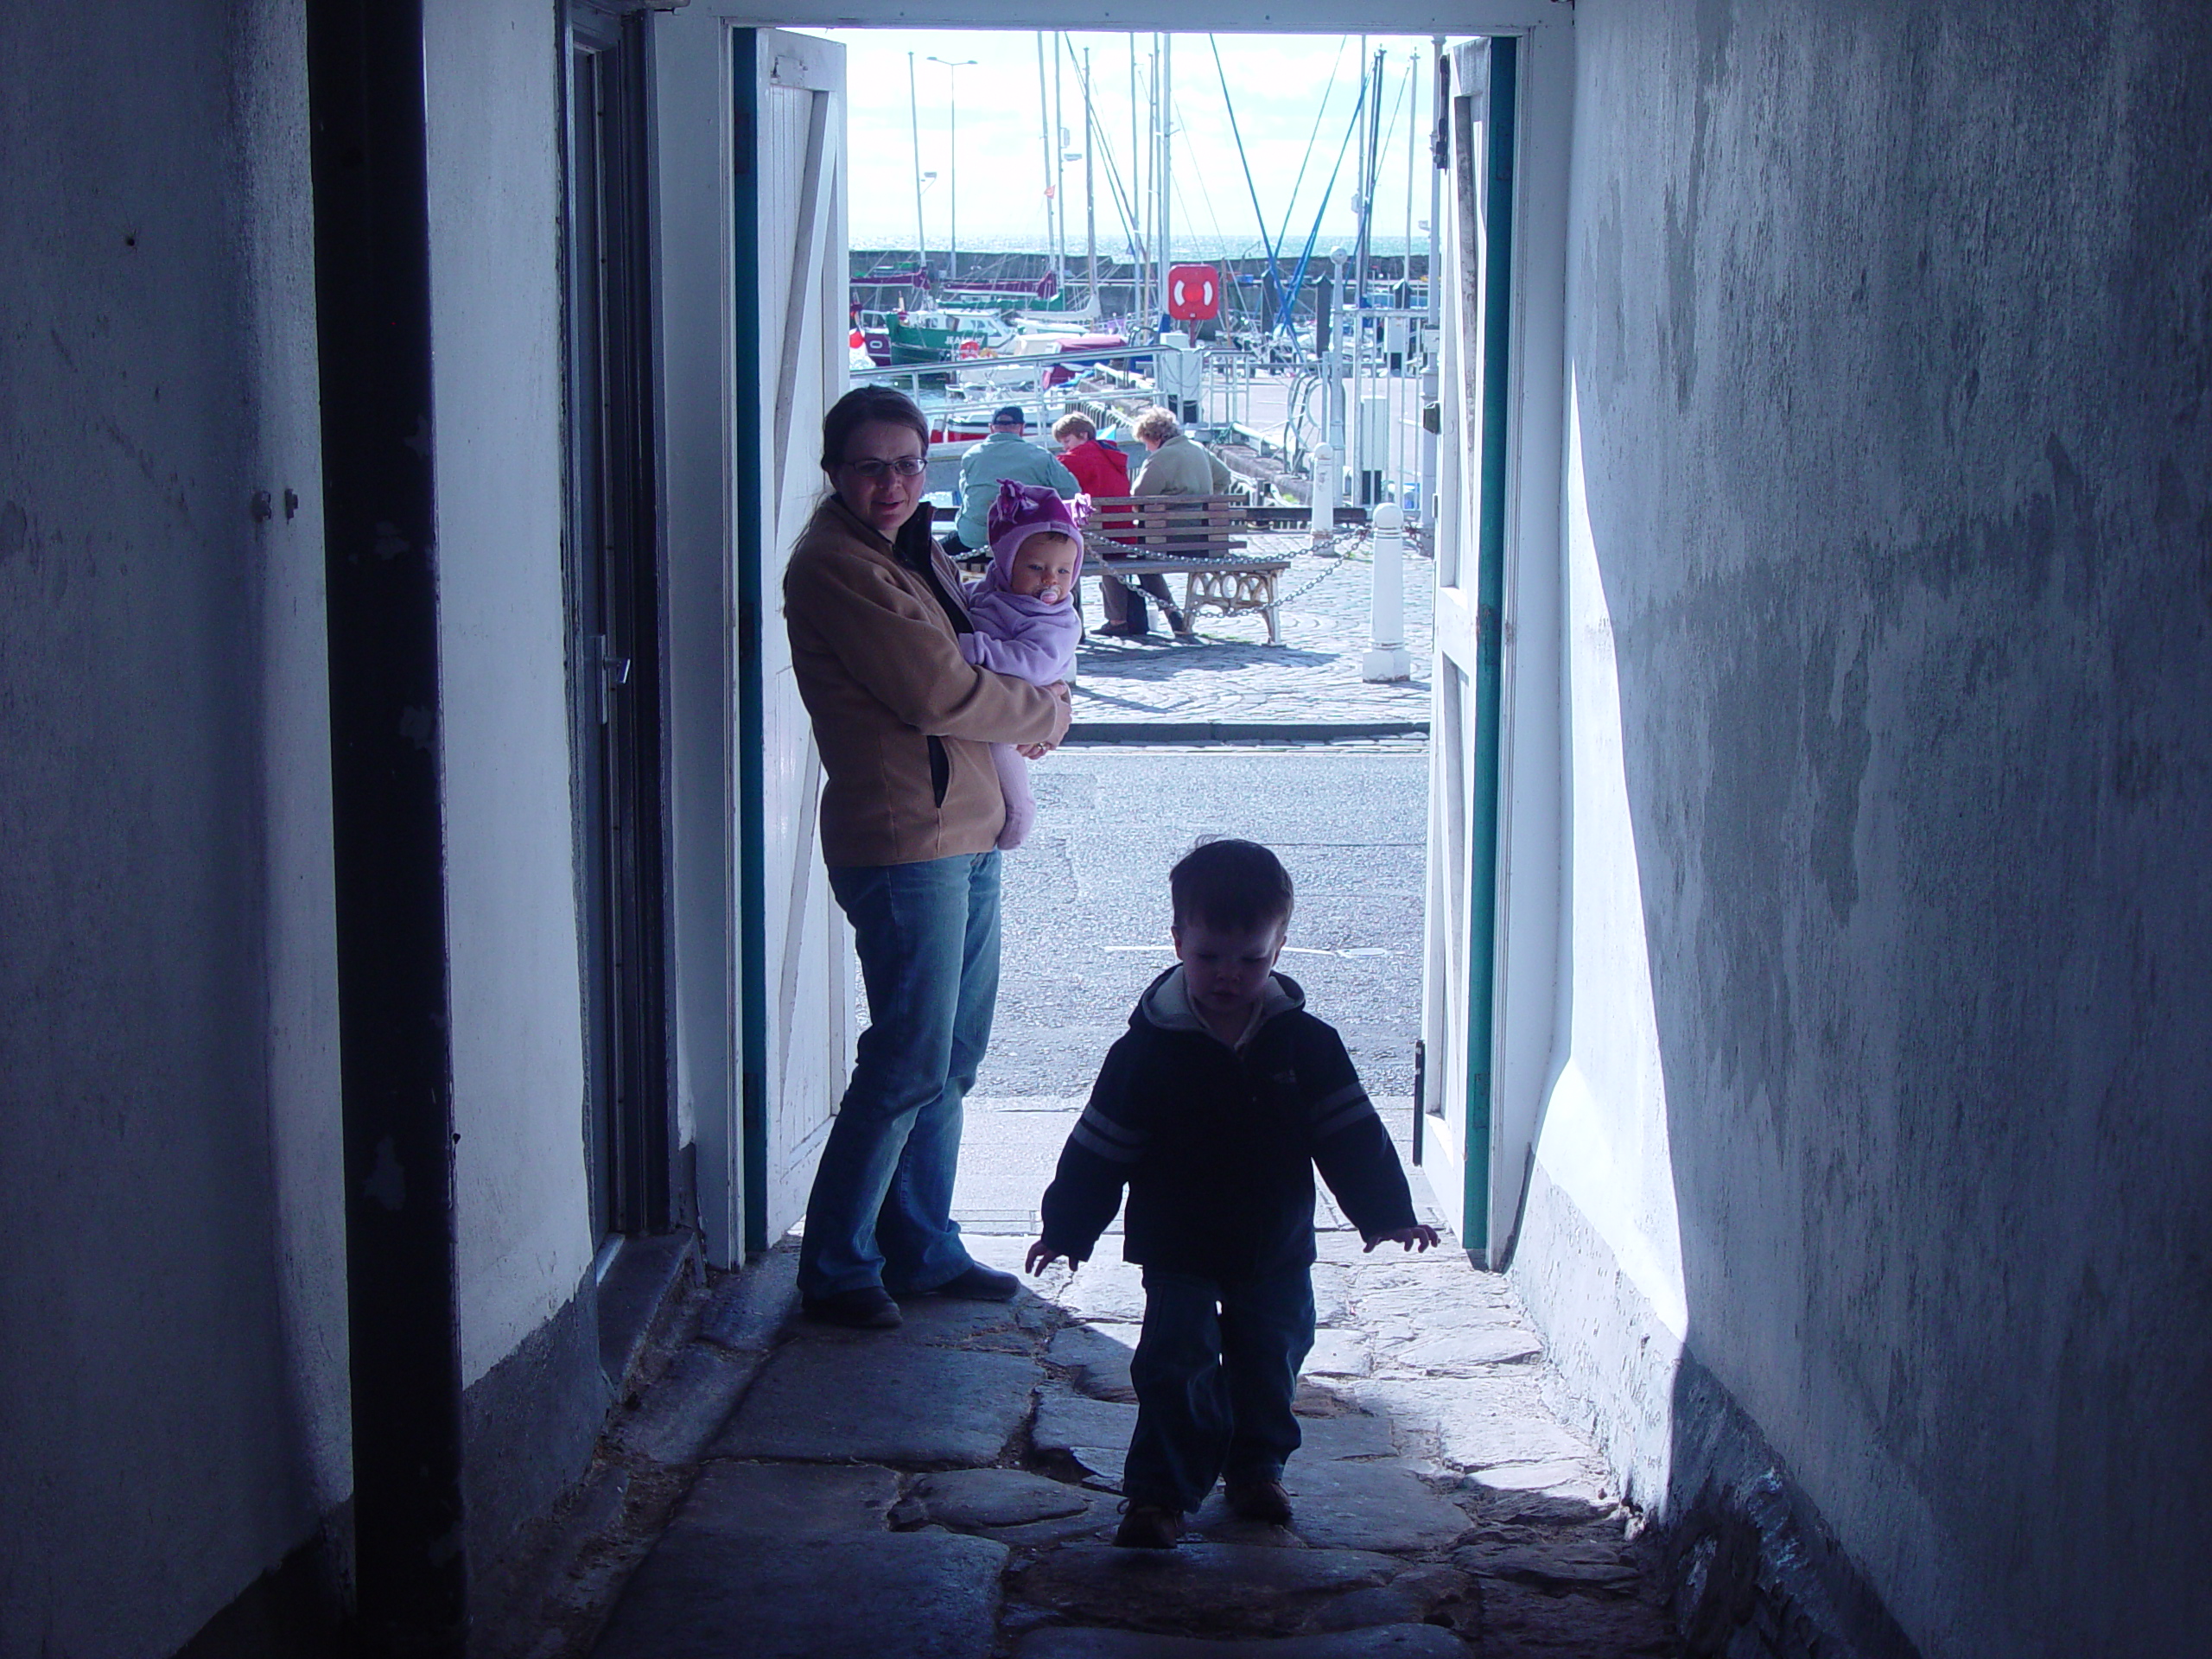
[734,28,852,1253]
[566,8,672,1241]
[1421,39,1506,1256]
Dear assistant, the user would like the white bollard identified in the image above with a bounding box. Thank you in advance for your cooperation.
[1363,502,1414,682]
[1309,445,1337,551]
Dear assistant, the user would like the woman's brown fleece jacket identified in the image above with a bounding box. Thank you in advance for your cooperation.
[783,497,1070,868]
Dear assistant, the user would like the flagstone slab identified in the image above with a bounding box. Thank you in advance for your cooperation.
[1007,1543,1441,1639]
[1190,1461,1470,1554]
[677,1460,900,1539]
[1452,1533,1643,1592]
[1016,1624,1472,1657]
[593,1529,1007,1659]
[1033,1387,1397,1491]
[712,1340,1039,1466]
[888,1292,1055,1352]
[1293,1410,1398,1462]
[1298,1565,1479,1636]
[1047,1321,1141,1399]
[1302,1329,1372,1377]
[610,1344,768,1466]
[909,1467,1092,1529]
[1477,1579,1677,1657]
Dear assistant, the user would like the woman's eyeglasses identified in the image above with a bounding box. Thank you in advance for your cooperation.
[844,455,927,480]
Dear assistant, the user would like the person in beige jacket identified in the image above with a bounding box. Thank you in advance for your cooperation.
[781,387,1070,1330]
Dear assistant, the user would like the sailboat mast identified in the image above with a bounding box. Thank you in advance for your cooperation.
[1084,47,1099,314]
[1129,40,1143,327]
[908,52,925,270]
[1036,33,1055,295]
[1422,36,1443,531]
[1158,33,1173,325]
[1052,34,1068,291]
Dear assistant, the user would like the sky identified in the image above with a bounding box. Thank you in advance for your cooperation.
[814,29,1443,259]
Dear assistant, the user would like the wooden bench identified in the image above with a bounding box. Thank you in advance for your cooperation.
[1080,494,1291,644]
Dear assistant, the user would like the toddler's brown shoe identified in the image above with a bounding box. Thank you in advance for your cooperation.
[1113,1503,1183,1548]
[1224,1477,1293,1525]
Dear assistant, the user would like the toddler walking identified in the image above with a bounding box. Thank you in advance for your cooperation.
[1026,839,1440,1547]
[959,480,1085,850]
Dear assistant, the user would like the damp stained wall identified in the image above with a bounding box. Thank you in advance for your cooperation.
[0,1,603,1647]
[1516,1,2212,1652]
[0,4,348,1655]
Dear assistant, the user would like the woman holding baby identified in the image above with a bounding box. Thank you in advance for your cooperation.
[779,386,1071,1330]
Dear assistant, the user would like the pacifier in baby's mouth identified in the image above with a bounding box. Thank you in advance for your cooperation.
[1038,585,1062,603]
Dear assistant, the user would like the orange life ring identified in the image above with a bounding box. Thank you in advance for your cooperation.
[957,339,982,360]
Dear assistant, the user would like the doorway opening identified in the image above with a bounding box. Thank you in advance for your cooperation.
[726,24,1520,1266]
[648,9,1569,1279]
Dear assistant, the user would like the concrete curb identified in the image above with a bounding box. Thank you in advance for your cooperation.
[1063,721,1429,746]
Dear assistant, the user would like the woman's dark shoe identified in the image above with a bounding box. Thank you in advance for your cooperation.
[1114,1503,1184,1548]
[1093,620,1146,639]
[1165,607,1198,641]
[801,1286,903,1329]
[1224,1476,1294,1525]
[926,1263,1020,1302]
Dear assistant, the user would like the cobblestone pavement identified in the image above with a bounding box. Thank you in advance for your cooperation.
[1069,531,1435,740]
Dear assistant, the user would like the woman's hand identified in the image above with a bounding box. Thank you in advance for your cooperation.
[1018,683,1072,760]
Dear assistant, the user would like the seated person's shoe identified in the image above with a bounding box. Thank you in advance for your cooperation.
[800,1286,902,1329]
[1114,1503,1184,1549]
[1165,607,1198,640]
[1093,620,1145,638]
[926,1263,1020,1302]
[1224,1476,1294,1525]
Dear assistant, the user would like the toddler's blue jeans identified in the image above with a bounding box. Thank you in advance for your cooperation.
[1122,1262,1317,1514]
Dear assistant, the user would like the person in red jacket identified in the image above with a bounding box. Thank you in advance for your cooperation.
[1052,412,1187,639]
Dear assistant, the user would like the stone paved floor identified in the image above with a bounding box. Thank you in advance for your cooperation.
[481,742,1682,1659]
[1068,531,1435,739]
[486,1212,1676,1659]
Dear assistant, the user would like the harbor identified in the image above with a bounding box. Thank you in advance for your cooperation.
[842,31,1449,532]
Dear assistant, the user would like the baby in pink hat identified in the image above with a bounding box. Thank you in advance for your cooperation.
[959,480,1086,849]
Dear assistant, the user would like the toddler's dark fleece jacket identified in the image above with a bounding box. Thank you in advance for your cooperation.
[1038,967,1420,1281]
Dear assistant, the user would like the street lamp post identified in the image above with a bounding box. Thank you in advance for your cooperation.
[927,56,976,282]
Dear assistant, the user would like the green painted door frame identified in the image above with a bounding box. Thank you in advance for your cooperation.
[729,26,772,1255]
[1463,35,1516,1251]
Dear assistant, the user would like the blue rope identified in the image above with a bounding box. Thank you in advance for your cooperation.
[1273,72,1369,340]
[1208,36,1296,353]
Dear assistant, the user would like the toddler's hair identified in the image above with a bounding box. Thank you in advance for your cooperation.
[1170,839,1294,932]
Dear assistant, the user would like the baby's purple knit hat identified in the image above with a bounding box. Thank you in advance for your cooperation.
[987,480,1085,567]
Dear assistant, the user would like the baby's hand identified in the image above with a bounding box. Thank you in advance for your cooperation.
[1024,1240,1068,1275]
[1363,1226,1442,1254]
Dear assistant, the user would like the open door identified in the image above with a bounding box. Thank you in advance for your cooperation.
[732,27,853,1252]
[1421,39,1503,1257]
[1420,30,1571,1268]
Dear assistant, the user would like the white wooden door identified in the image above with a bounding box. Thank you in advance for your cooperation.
[1420,30,1571,1268]
[1421,39,1497,1256]
[734,27,852,1251]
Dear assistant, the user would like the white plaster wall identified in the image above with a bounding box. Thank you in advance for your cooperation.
[425,0,597,1387]
[1510,377,1689,1510]
[0,3,347,1653]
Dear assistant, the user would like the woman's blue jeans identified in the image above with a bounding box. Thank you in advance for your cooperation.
[798,850,1001,1299]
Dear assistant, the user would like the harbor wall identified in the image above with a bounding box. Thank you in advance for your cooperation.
[850,247,1432,329]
